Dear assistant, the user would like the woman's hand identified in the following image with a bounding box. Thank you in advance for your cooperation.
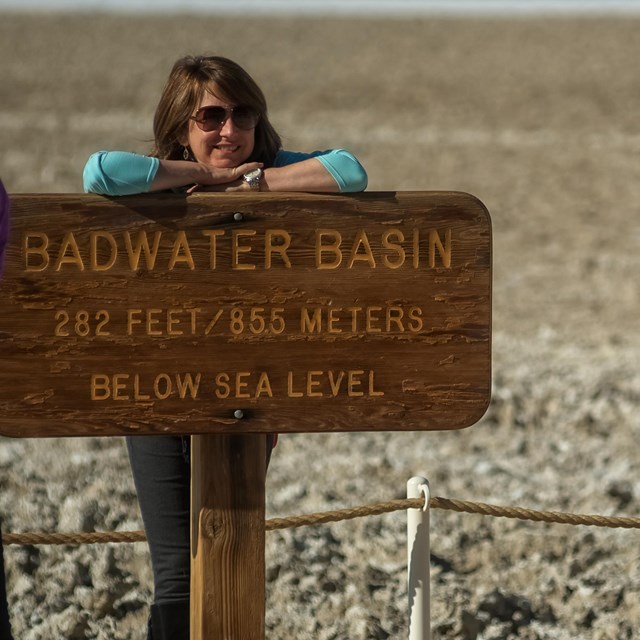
[187,179,250,193]
[195,161,263,186]
[190,158,342,194]
[151,160,262,192]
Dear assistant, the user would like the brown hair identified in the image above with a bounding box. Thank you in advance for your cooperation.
[151,55,282,165]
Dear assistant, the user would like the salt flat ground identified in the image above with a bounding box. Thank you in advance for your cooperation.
[1,13,640,640]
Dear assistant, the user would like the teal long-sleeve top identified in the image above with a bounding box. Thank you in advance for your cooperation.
[83,149,367,195]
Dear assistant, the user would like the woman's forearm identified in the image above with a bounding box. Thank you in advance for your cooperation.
[261,158,341,193]
[83,151,211,195]
[83,151,263,196]
[273,149,368,193]
[150,160,211,192]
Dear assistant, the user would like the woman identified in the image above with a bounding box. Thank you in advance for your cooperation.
[83,57,367,197]
[0,179,15,639]
[83,55,367,640]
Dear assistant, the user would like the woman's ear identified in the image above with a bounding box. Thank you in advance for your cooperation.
[176,121,191,147]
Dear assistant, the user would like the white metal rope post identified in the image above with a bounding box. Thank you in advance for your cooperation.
[407,476,431,640]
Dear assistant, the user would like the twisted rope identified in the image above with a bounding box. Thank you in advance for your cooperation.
[429,497,640,529]
[265,496,640,531]
[4,496,640,546]
[2,530,146,546]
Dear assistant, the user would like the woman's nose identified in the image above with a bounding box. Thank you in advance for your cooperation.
[219,114,237,136]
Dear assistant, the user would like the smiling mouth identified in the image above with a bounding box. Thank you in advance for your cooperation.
[215,145,240,152]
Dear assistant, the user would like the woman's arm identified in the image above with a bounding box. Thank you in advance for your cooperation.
[152,159,262,192]
[83,151,261,196]
[261,158,340,193]
[195,149,368,194]
[83,152,160,195]
[270,149,368,193]
[84,149,367,195]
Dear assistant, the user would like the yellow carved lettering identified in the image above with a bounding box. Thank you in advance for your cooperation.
[346,307,363,332]
[315,230,342,269]
[127,309,143,335]
[90,231,117,271]
[408,306,423,332]
[328,371,345,396]
[413,229,420,268]
[167,308,183,336]
[232,230,256,270]
[23,232,50,272]
[366,306,382,333]
[265,229,292,268]
[124,231,162,271]
[176,373,201,399]
[236,372,251,398]
[386,306,405,332]
[300,307,322,333]
[215,372,231,399]
[255,372,273,398]
[347,370,365,397]
[382,229,405,269]
[146,308,163,336]
[188,309,200,334]
[91,374,111,400]
[307,371,323,397]
[205,309,224,335]
[54,232,84,271]
[202,229,225,269]
[327,308,342,334]
[429,228,451,268]
[287,371,303,397]
[168,231,195,270]
[347,229,376,268]
[368,370,384,396]
[133,374,151,401]
[113,373,129,400]
[153,373,173,400]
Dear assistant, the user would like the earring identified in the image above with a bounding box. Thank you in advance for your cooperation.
[182,146,190,161]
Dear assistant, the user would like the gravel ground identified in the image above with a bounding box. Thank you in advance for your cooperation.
[1,13,640,639]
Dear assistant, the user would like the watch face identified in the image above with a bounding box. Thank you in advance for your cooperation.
[245,168,261,180]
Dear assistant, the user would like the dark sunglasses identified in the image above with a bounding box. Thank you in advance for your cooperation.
[190,105,259,132]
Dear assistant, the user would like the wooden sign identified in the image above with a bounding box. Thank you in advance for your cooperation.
[0,192,491,437]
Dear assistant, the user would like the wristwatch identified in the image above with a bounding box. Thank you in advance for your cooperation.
[242,168,263,191]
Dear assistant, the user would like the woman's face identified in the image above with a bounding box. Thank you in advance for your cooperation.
[182,86,256,168]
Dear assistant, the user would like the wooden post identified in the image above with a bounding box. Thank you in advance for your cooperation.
[190,433,266,640]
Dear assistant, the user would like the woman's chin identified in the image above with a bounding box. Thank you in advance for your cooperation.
[204,151,248,168]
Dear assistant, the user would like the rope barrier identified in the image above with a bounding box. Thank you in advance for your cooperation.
[3,495,640,546]
[2,530,146,546]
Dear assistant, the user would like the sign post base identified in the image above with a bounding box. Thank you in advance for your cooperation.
[190,433,266,640]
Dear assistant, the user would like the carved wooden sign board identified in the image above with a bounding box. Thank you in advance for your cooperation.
[0,192,491,437]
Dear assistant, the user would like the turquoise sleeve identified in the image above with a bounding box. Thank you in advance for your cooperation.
[274,149,368,192]
[83,151,160,195]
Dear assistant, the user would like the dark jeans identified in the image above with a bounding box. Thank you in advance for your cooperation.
[126,434,273,605]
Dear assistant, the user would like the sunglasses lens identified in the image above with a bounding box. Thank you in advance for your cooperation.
[195,106,227,131]
[232,106,258,130]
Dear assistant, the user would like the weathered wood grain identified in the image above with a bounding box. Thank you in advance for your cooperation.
[0,192,491,437]
[190,434,266,640]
